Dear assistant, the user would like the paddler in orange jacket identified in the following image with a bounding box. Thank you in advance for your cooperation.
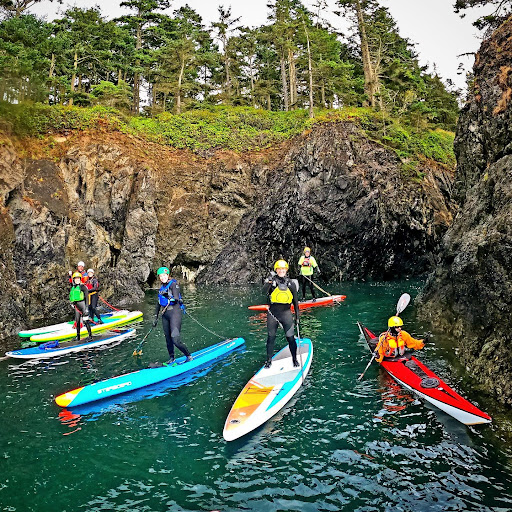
[375,316,424,363]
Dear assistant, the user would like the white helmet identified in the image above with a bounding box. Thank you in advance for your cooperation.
[87,269,94,274]
[77,261,85,267]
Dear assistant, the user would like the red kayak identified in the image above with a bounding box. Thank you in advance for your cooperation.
[357,322,491,425]
[248,294,346,312]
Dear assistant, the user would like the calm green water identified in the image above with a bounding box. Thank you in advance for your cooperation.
[1,281,512,512]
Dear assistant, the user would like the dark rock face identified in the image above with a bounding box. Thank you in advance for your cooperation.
[417,17,512,404]
[0,134,274,336]
[0,123,454,338]
[199,122,454,284]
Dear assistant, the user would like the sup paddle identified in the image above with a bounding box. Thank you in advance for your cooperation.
[132,302,171,356]
[357,293,411,382]
[302,275,332,298]
[295,320,305,386]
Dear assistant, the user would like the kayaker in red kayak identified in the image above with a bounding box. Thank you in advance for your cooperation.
[153,266,192,364]
[298,247,320,301]
[375,316,424,363]
[263,260,300,368]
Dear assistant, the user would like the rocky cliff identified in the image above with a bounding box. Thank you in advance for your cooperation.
[417,16,512,404]
[198,122,454,284]
[0,121,454,338]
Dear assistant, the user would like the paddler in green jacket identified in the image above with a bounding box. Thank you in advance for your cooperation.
[262,260,300,368]
[69,272,93,341]
[298,246,320,301]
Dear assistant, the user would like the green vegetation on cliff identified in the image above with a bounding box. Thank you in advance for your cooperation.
[0,102,455,169]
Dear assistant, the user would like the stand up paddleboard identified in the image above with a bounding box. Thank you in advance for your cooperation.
[248,295,345,312]
[17,310,129,338]
[55,337,245,408]
[223,338,313,441]
[30,310,143,342]
[6,329,136,359]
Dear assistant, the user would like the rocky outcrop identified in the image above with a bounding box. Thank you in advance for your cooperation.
[417,17,512,404]
[198,122,454,284]
[0,122,454,338]
[0,132,279,336]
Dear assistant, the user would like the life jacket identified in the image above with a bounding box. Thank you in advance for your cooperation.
[299,255,316,276]
[158,279,181,307]
[86,277,100,295]
[379,331,406,358]
[69,284,84,303]
[270,278,297,304]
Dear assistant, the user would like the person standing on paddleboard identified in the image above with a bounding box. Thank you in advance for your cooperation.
[68,260,88,284]
[263,260,300,368]
[69,272,93,342]
[375,316,424,363]
[85,269,103,324]
[153,267,192,364]
[298,247,320,301]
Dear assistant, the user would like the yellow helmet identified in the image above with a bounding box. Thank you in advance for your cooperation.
[274,259,289,270]
[304,246,311,253]
[72,272,82,279]
[388,316,404,328]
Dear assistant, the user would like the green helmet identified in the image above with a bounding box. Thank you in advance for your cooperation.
[157,266,169,276]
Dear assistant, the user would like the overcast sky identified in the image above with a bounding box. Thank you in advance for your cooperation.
[30,0,492,91]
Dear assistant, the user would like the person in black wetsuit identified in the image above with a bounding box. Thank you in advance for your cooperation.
[262,259,300,368]
[85,269,103,323]
[153,266,192,364]
[69,272,93,341]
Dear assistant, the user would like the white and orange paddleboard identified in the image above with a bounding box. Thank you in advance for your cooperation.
[223,338,313,441]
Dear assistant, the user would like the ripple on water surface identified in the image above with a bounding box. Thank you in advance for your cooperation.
[0,282,511,511]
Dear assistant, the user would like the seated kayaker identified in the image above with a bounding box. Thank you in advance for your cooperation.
[298,247,320,301]
[375,316,424,363]
[69,272,93,342]
[263,260,300,368]
[153,266,192,364]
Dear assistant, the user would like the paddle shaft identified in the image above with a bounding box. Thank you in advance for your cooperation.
[295,321,305,386]
[357,293,411,381]
[133,302,171,356]
[302,274,331,297]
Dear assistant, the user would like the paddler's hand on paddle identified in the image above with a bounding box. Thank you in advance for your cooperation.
[180,303,187,314]
[152,316,158,327]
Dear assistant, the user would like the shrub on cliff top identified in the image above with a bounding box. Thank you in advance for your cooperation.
[0,102,455,169]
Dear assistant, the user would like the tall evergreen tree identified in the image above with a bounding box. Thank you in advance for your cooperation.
[117,0,171,113]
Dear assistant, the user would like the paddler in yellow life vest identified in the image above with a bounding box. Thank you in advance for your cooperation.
[298,247,320,301]
[262,260,300,368]
[375,316,425,363]
[69,272,93,341]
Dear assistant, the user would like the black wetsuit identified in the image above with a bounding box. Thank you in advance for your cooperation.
[87,276,102,323]
[154,280,191,360]
[70,283,92,340]
[263,275,300,363]
[299,275,316,301]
